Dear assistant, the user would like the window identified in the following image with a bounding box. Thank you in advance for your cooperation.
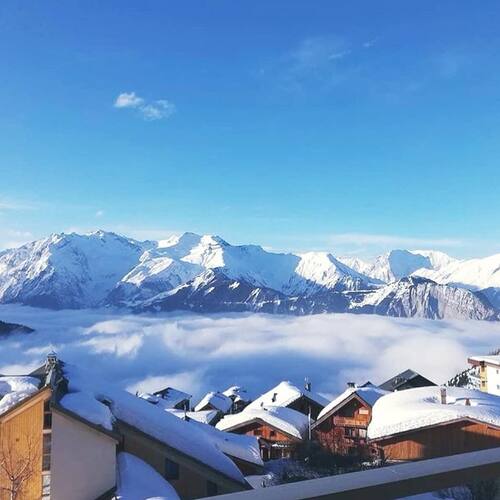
[207,480,218,496]
[43,401,52,430]
[42,433,51,472]
[359,408,369,415]
[41,472,51,499]
[359,429,367,438]
[253,429,262,436]
[164,458,179,480]
[269,430,276,437]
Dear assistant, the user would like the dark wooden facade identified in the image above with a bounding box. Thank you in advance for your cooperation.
[371,419,500,461]
[288,395,324,420]
[227,420,302,461]
[313,394,377,458]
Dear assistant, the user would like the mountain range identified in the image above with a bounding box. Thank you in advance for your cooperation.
[0,230,498,321]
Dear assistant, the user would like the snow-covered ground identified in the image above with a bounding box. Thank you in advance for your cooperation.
[1,305,500,400]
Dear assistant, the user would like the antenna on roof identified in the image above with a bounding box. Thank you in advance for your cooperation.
[305,377,311,392]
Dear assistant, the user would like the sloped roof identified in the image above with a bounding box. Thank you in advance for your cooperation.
[216,405,309,440]
[153,387,191,407]
[245,381,328,411]
[469,355,500,367]
[61,364,247,485]
[379,369,435,391]
[138,388,191,410]
[315,384,389,425]
[368,386,500,440]
[223,386,250,403]
[0,376,41,416]
[167,408,219,425]
[195,391,233,413]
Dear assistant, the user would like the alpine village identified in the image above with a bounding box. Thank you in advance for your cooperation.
[1,351,500,499]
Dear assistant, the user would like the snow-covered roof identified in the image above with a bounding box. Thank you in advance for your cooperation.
[195,391,233,413]
[316,384,389,423]
[469,355,500,367]
[379,369,435,391]
[62,364,246,485]
[153,387,191,407]
[245,381,328,411]
[166,409,219,426]
[223,386,250,403]
[185,419,263,467]
[216,405,309,440]
[138,388,190,410]
[368,386,500,440]
[0,376,41,416]
[60,392,115,431]
[116,452,180,500]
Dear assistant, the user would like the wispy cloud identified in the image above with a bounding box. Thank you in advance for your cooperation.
[0,229,34,250]
[0,198,37,212]
[95,210,104,218]
[281,36,352,89]
[331,232,464,248]
[114,92,176,121]
[328,232,467,257]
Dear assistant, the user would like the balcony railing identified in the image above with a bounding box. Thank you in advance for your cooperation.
[332,416,367,427]
[206,446,500,500]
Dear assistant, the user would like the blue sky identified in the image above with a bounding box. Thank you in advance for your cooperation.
[0,1,499,258]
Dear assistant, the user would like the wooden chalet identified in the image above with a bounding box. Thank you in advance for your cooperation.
[194,391,233,416]
[244,380,328,420]
[379,369,436,392]
[216,405,309,461]
[368,386,500,461]
[312,383,388,458]
[223,385,251,413]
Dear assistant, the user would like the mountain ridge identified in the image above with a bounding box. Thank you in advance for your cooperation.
[0,230,498,321]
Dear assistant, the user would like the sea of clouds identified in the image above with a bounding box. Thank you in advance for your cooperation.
[1,304,500,403]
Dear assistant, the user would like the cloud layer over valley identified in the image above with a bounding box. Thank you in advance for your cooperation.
[1,306,499,403]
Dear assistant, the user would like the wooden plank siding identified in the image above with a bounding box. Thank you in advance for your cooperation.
[0,390,50,500]
[228,421,301,460]
[314,396,374,457]
[375,420,500,461]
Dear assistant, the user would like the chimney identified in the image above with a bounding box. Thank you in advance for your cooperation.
[440,387,447,404]
[465,398,471,406]
[305,377,311,392]
[347,382,356,389]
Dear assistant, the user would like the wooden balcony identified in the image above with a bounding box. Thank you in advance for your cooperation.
[333,416,368,427]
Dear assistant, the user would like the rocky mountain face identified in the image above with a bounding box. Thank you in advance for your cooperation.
[0,231,498,321]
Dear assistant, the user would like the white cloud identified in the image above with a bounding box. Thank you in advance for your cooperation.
[114,92,144,109]
[0,305,499,402]
[290,36,350,73]
[95,210,104,218]
[114,92,176,121]
[127,371,205,396]
[331,232,464,250]
[0,229,34,250]
[140,100,176,121]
